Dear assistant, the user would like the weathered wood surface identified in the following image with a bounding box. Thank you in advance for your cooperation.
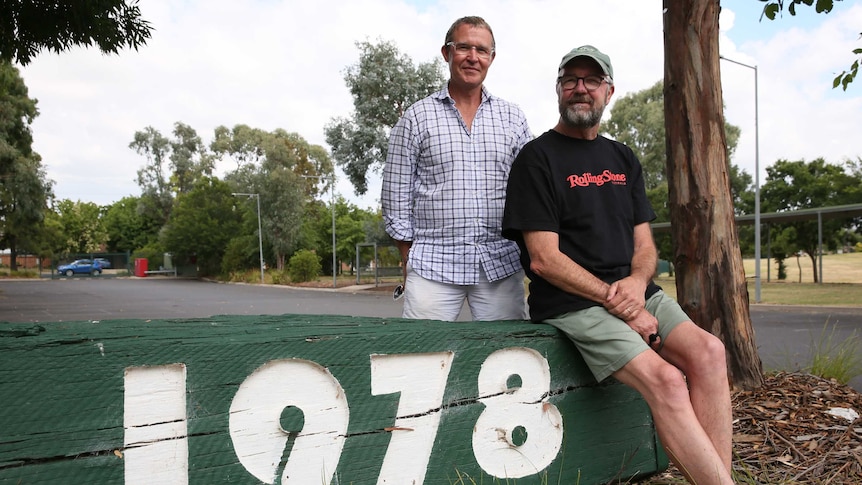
[0,314,667,484]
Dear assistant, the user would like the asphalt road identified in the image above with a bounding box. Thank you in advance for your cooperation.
[1,278,860,392]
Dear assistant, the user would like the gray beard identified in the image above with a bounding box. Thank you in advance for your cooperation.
[559,102,604,129]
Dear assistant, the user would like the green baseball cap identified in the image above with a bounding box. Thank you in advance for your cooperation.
[558,45,613,80]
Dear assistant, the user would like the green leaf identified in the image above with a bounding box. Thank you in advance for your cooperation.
[764,3,780,19]
[815,0,834,13]
[842,75,852,91]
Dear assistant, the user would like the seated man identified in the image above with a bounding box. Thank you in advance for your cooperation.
[502,45,734,485]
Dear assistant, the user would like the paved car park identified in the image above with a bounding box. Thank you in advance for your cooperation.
[1,278,860,392]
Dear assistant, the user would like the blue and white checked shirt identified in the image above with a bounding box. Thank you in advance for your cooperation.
[382,85,533,285]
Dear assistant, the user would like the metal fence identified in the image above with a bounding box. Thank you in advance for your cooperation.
[355,243,402,285]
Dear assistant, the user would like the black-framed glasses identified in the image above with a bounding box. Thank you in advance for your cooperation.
[557,75,609,92]
[446,42,494,60]
[393,284,404,301]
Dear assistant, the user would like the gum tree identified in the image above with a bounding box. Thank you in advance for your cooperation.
[325,40,445,194]
[0,0,152,66]
[0,62,53,270]
[663,0,763,388]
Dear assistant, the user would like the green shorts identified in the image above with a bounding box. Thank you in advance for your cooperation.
[544,290,690,382]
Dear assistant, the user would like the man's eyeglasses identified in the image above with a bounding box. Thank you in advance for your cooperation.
[393,284,404,301]
[446,42,494,60]
[557,75,609,92]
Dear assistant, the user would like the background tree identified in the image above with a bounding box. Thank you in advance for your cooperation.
[0,155,53,267]
[102,195,162,253]
[325,40,445,194]
[298,201,335,276]
[333,197,374,274]
[221,127,335,272]
[0,0,152,66]
[160,177,240,276]
[759,157,862,282]
[53,199,106,254]
[0,62,53,270]
[296,197,381,278]
[222,199,267,276]
[760,0,859,89]
[169,122,215,194]
[38,208,66,258]
[130,126,173,228]
[604,79,747,266]
[130,122,218,231]
[663,0,763,389]
[255,166,304,272]
[211,124,268,171]
[605,79,743,192]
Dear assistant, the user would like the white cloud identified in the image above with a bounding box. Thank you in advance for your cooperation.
[17,0,862,209]
[719,2,862,184]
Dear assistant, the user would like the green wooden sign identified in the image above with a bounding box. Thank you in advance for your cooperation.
[0,314,667,484]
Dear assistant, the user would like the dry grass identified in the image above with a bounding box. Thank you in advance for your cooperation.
[656,252,862,307]
[741,251,862,284]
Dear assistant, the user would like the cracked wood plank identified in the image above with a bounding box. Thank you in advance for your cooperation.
[0,314,666,484]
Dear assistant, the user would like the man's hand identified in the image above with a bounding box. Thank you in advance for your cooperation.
[624,309,661,350]
[604,275,647,320]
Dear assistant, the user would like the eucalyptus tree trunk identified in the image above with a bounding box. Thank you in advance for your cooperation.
[662,0,764,389]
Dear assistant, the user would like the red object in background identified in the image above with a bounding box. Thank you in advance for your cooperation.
[134,258,148,277]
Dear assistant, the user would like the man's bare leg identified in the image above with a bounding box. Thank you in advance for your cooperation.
[660,322,733,470]
[614,349,733,485]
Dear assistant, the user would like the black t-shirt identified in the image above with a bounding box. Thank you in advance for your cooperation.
[502,130,660,321]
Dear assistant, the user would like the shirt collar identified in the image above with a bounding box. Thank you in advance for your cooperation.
[436,84,493,105]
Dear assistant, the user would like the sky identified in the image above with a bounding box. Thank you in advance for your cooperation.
[16,0,862,211]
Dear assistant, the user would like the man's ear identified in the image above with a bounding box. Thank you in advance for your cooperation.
[441,44,450,63]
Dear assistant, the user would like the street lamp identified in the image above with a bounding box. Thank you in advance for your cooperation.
[301,175,337,288]
[720,55,761,303]
[232,192,264,284]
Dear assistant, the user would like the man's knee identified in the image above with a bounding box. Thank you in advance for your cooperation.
[653,363,690,397]
[619,355,689,408]
[694,331,728,370]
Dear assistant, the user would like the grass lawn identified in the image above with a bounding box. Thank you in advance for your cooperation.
[656,251,862,306]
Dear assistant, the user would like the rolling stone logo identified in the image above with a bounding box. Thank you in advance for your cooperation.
[567,170,627,188]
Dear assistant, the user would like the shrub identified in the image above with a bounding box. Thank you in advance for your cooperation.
[270,270,289,285]
[132,244,165,270]
[288,250,321,283]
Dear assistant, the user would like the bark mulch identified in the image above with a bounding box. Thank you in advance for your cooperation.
[641,372,862,484]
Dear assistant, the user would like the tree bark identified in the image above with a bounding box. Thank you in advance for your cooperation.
[662,0,764,389]
[807,252,819,283]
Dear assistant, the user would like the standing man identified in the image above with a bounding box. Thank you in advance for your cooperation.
[502,46,733,484]
[382,16,532,321]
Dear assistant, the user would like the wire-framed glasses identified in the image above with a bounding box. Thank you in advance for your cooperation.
[446,42,494,60]
[557,75,609,91]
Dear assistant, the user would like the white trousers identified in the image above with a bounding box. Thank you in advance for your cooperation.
[402,265,528,321]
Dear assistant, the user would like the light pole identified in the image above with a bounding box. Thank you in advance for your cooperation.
[232,192,265,284]
[720,55,761,303]
[301,175,337,288]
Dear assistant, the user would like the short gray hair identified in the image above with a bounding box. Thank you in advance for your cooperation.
[444,16,495,49]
